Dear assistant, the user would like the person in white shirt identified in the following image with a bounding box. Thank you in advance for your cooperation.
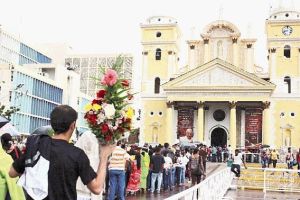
[177,150,189,186]
[163,152,173,191]
[231,149,247,177]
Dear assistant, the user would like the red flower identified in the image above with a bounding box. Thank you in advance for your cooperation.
[121,80,130,87]
[97,90,106,98]
[101,123,109,133]
[92,99,102,105]
[85,114,97,125]
[105,134,112,142]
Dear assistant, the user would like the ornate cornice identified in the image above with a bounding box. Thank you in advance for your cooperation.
[270,48,276,53]
[262,101,271,109]
[196,101,205,109]
[166,101,174,108]
[229,101,237,109]
[232,38,238,44]
[246,44,252,48]
[190,45,195,50]
[203,38,209,44]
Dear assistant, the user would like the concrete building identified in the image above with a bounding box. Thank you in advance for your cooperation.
[140,5,300,149]
[0,26,51,65]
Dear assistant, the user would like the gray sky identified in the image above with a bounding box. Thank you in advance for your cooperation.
[0,0,298,72]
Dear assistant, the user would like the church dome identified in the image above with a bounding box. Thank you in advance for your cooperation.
[145,16,178,25]
[269,3,300,21]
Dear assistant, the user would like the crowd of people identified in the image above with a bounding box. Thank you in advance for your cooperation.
[104,139,208,199]
[1,105,300,200]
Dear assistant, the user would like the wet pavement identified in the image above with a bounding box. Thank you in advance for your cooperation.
[105,162,225,200]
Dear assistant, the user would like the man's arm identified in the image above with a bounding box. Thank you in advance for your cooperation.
[9,166,21,178]
[87,144,115,195]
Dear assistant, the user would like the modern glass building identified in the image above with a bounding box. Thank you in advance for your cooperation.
[9,68,63,133]
[0,27,52,65]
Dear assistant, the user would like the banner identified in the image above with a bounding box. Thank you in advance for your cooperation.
[245,108,262,147]
[177,109,194,138]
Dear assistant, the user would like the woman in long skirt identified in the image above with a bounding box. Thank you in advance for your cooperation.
[126,147,141,195]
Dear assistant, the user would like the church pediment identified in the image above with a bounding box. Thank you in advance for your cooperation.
[163,58,275,91]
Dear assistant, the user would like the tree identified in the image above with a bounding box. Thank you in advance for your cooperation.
[0,105,20,120]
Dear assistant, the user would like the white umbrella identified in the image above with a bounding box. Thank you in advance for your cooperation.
[0,122,20,136]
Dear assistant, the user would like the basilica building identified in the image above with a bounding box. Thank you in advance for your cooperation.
[140,6,300,149]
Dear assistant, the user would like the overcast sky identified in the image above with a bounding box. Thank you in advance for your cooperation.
[0,0,298,73]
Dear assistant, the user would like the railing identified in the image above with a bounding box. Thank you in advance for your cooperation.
[165,167,233,200]
[232,167,300,197]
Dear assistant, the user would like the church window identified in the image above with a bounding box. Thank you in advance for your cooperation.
[155,48,161,60]
[213,109,226,121]
[291,112,295,117]
[284,45,291,58]
[284,76,291,93]
[154,77,160,94]
[280,112,285,118]
[217,41,223,58]
[158,111,163,116]
[150,111,154,116]
[285,13,289,17]
[156,32,161,37]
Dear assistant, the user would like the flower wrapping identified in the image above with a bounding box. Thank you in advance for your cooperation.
[84,57,134,144]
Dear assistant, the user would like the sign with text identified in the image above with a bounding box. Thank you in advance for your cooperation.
[245,108,262,147]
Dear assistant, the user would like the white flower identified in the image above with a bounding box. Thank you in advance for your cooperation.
[103,104,116,119]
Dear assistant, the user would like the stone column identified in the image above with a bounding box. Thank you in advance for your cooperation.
[232,38,238,66]
[197,101,204,142]
[166,101,174,144]
[262,101,271,145]
[245,43,254,73]
[204,38,210,63]
[168,51,174,79]
[240,108,246,148]
[189,45,196,69]
[270,48,276,83]
[229,101,237,149]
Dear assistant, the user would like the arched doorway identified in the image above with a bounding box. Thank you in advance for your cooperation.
[211,128,227,147]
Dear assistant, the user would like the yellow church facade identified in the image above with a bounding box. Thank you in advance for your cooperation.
[140,7,300,150]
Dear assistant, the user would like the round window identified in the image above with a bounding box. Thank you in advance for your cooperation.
[158,111,163,116]
[150,111,154,116]
[291,112,295,117]
[213,109,226,121]
[156,32,161,37]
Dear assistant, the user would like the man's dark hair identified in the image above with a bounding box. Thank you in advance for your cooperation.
[164,142,169,149]
[50,105,78,134]
[155,147,161,153]
[1,133,12,150]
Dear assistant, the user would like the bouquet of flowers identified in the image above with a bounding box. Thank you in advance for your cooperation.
[84,57,134,144]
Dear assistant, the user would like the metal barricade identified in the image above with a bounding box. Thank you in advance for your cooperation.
[165,167,233,200]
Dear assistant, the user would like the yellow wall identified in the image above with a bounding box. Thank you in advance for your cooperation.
[266,23,300,39]
[142,100,168,144]
[141,27,178,42]
[273,100,300,148]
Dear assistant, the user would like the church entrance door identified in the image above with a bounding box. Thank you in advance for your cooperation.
[211,128,227,147]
